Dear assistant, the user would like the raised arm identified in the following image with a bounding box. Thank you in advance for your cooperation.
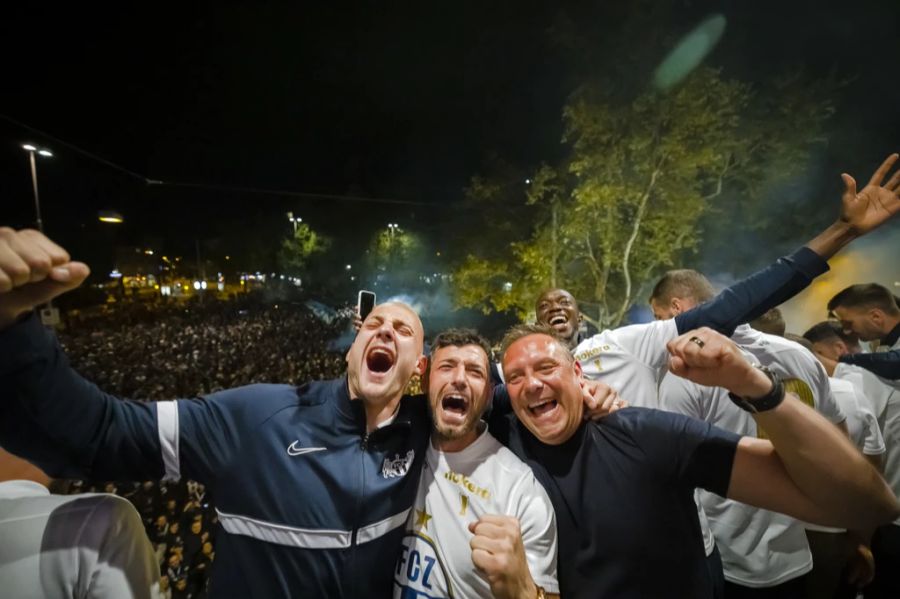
[0,314,167,480]
[0,228,237,484]
[676,153,900,337]
[667,327,900,531]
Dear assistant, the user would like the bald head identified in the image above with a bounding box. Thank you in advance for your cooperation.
[346,301,427,412]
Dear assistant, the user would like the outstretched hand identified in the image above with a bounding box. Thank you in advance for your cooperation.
[0,228,90,329]
[838,152,900,236]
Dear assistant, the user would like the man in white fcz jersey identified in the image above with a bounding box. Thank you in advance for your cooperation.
[394,329,563,599]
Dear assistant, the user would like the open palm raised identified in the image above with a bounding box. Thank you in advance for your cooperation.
[839,152,900,236]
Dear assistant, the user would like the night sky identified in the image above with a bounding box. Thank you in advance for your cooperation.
[1,0,898,279]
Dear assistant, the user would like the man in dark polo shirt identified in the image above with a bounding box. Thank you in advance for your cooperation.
[491,324,899,599]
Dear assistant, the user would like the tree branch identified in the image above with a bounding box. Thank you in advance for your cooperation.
[612,160,663,326]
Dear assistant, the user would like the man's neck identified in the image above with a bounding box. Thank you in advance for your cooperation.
[882,319,900,348]
[364,396,403,432]
[432,422,484,453]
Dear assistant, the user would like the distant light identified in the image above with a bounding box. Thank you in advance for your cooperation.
[525,179,531,185]
[201,281,208,290]
[22,144,37,151]
[110,270,122,279]
[345,264,352,270]
[98,210,124,224]
[38,150,53,157]
[502,281,513,292]
[225,256,231,260]
[144,249,154,255]
[193,281,202,290]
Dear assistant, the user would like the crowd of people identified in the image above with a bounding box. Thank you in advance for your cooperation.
[59,298,349,400]
[0,154,898,598]
[55,298,350,598]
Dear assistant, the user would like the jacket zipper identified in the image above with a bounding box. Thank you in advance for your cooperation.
[348,431,370,596]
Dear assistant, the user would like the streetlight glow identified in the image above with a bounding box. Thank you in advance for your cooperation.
[38,149,53,157]
[98,210,124,223]
[22,144,37,151]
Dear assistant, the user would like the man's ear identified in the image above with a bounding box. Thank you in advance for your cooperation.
[869,308,885,328]
[415,355,428,377]
[671,298,683,315]
[574,359,583,380]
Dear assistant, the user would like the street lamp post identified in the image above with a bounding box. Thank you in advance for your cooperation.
[287,212,302,233]
[22,144,58,326]
[22,144,52,232]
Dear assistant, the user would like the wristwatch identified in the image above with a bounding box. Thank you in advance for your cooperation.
[727,365,785,413]
[535,585,547,599]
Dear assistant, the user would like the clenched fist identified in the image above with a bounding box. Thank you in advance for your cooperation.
[469,514,538,599]
[0,228,90,329]
[666,327,772,398]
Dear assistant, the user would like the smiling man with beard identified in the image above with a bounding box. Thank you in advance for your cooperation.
[0,229,435,599]
[394,329,560,599]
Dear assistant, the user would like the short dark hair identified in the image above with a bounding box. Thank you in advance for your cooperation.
[827,283,900,315]
[429,328,492,367]
[803,321,844,344]
[499,323,574,363]
[650,269,716,304]
[750,308,786,337]
[784,333,814,352]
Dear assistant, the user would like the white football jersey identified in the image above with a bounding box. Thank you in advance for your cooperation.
[730,325,844,424]
[393,428,559,598]
[659,373,814,587]
[836,349,900,526]
[829,377,885,456]
[573,319,678,408]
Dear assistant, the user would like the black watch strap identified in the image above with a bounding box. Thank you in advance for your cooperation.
[727,365,785,414]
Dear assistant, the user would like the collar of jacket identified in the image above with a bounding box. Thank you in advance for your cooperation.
[331,376,423,441]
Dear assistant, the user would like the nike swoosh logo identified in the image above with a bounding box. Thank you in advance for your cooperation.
[287,441,327,456]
